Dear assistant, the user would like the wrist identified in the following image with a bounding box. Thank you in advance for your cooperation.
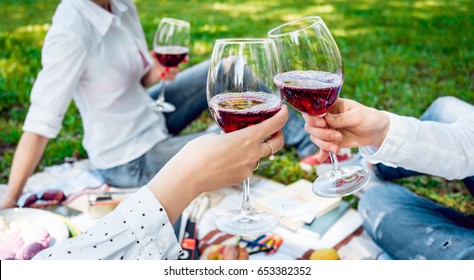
[372,110,390,147]
[146,165,200,224]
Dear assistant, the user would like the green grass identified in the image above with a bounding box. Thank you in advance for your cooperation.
[0,0,473,216]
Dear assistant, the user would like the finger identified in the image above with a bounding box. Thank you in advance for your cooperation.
[327,98,360,114]
[324,98,364,128]
[317,149,330,163]
[260,130,284,158]
[325,110,361,129]
[310,135,339,154]
[302,113,326,128]
[183,55,189,64]
[304,123,341,142]
[248,105,289,140]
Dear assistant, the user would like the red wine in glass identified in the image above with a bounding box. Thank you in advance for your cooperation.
[153,46,189,67]
[274,70,342,116]
[208,92,282,133]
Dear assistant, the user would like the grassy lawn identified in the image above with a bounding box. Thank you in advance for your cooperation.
[0,0,473,215]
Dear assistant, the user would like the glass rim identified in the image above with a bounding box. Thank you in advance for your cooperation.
[267,16,322,38]
[161,17,190,27]
[215,38,275,44]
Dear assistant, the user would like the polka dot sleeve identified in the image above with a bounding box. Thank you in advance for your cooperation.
[34,186,182,260]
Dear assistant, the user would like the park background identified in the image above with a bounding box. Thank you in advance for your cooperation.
[0,0,473,215]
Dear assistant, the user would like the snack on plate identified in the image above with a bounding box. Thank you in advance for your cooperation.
[206,244,249,260]
[0,216,51,260]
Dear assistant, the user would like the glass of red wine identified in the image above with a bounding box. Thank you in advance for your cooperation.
[268,16,370,198]
[207,38,281,235]
[151,17,190,113]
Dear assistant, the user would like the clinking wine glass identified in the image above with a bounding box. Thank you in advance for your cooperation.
[207,38,281,235]
[268,16,370,198]
[151,17,190,113]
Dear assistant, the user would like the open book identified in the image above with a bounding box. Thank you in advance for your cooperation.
[255,179,340,231]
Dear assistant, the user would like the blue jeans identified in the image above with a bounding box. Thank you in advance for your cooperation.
[98,60,317,188]
[358,96,474,259]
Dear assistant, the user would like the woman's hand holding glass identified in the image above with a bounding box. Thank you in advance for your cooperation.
[148,106,288,224]
[206,38,282,235]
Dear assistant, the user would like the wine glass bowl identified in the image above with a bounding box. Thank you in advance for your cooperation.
[151,17,190,113]
[269,16,370,198]
[207,38,281,235]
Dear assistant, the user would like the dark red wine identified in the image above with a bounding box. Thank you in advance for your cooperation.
[274,71,342,116]
[209,92,282,133]
[154,46,188,67]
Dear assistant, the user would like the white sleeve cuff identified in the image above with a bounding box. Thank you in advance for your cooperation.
[22,104,63,138]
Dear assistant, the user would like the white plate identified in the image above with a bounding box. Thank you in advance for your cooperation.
[0,208,69,247]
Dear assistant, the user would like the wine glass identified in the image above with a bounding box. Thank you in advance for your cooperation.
[268,16,370,198]
[151,17,190,113]
[207,38,281,235]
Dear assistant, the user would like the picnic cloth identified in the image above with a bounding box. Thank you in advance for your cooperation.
[194,178,384,260]
[4,159,385,260]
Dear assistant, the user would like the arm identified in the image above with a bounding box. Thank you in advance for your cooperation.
[303,98,474,180]
[1,133,48,208]
[2,27,88,207]
[34,106,289,260]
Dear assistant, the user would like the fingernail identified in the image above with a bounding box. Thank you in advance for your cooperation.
[165,67,170,72]
[330,145,338,153]
[315,119,324,127]
[161,72,165,78]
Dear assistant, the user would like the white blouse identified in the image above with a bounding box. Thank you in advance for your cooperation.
[361,112,474,180]
[22,0,168,169]
[34,186,182,260]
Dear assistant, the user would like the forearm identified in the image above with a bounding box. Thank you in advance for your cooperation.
[141,68,161,88]
[6,132,48,206]
[146,153,200,224]
[362,112,474,180]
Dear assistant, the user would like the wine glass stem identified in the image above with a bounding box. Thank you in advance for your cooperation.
[156,81,166,104]
[240,177,253,216]
[329,152,342,175]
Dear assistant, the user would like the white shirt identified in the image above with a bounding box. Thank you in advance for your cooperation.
[23,0,168,169]
[361,112,474,180]
[34,186,182,260]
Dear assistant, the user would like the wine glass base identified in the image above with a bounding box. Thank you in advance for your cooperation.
[215,209,278,236]
[312,165,370,198]
[152,102,176,113]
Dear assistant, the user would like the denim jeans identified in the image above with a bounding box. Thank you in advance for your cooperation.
[98,60,317,188]
[358,96,474,259]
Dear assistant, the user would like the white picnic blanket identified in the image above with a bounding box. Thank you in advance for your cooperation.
[4,159,385,260]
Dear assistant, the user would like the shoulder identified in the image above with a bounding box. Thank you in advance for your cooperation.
[46,1,95,49]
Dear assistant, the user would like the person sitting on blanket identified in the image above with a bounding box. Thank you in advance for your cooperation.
[1,0,317,208]
[303,96,474,260]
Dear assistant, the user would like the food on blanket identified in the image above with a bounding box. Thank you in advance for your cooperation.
[207,244,249,260]
[41,190,66,203]
[24,190,67,208]
[23,193,39,207]
[0,216,51,260]
[309,248,340,260]
[0,232,24,259]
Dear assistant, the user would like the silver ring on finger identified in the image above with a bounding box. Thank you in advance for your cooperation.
[264,141,276,161]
